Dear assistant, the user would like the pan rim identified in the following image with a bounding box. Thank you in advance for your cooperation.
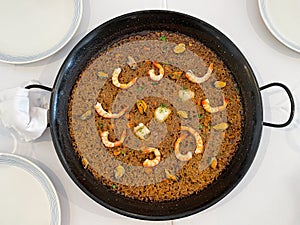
[50,9,263,221]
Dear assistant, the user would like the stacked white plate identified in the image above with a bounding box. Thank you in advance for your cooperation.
[0,0,83,64]
[0,153,60,225]
[259,0,300,52]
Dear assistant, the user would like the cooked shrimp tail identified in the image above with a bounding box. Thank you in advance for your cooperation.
[142,147,161,167]
[202,94,228,113]
[181,126,203,154]
[95,102,128,118]
[112,67,137,89]
[100,129,126,148]
[185,63,213,84]
[148,62,164,81]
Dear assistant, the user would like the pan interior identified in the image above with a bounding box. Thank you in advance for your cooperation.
[50,10,262,220]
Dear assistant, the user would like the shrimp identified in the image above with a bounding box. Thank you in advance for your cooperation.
[185,63,213,84]
[142,147,161,167]
[112,67,138,89]
[95,102,128,118]
[100,129,126,148]
[174,133,193,161]
[202,94,228,113]
[148,62,164,81]
[181,126,203,154]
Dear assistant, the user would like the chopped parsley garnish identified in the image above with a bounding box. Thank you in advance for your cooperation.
[197,114,204,119]
[159,35,167,41]
[159,103,167,108]
[137,127,144,133]
[112,184,117,189]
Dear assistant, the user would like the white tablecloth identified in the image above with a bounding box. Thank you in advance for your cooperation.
[0,1,299,224]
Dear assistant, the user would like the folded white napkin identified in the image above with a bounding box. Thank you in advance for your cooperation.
[0,82,50,142]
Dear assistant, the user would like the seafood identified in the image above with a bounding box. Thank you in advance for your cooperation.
[214,81,226,88]
[142,147,161,167]
[68,30,245,202]
[134,123,151,140]
[177,110,188,119]
[136,100,147,114]
[95,102,128,118]
[97,71,109,79]
[174,133,193,161]
[173,43,186,54]
[213,122,229,131]
[100,129,127,148]
[178,88,195,102]
[114,165,125,179]
[154,104,171,122]
[112,68,138,89]
[202,94,228,113]
[185,63,213,84]
[181,126,203,154]
[148,62,164,81]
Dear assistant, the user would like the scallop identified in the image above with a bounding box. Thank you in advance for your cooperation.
[213,122,229,131]
[173,43,186,54]
[134,123,151,140]
[177,110,188,119]
[97,71,108,78]
[154,105,171,122]
[214,81,226,88]
[114,165,125,179]
[179,89,195,102]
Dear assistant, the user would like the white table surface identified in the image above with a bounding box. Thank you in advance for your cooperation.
[0,0,299,224]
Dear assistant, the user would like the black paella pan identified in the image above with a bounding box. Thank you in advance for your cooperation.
[41,10,294,220]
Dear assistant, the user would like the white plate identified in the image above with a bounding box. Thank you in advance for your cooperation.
[0,153,61,225]
[258,0,300,52]
[0,0,83,64]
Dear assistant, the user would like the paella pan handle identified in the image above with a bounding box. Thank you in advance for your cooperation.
[25,84,52,92]
[260,82,295,128]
